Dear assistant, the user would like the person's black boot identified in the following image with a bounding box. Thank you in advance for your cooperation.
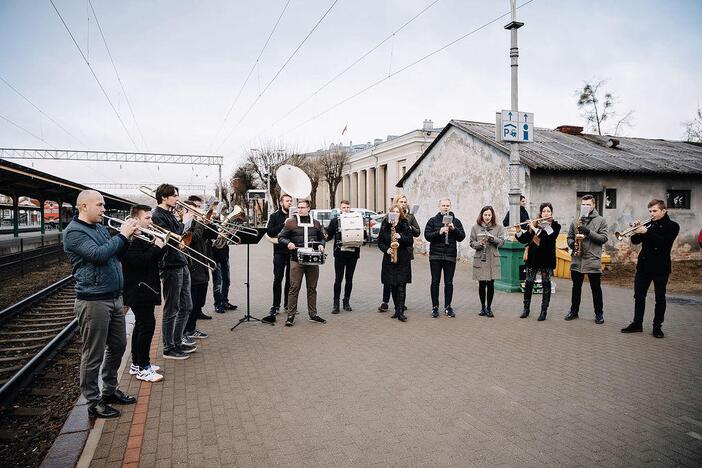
[343,299,352,311]
[564,310,578,321]
[520,281,533,318]
[538,282,551,321]
[397,309,407,322]
[652,326,664,338]
[262,314,276,324]
[485,307,494,318]
[621,322,643,333]
[88,402,120,419]
[479,307,487,316]
[390,309,399,319]
[332,301,340,314]
[595,312,604,324]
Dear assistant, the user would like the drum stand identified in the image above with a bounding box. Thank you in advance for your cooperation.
[230,228,271,331]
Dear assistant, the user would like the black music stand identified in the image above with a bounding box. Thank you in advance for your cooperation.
[230,227,271,330]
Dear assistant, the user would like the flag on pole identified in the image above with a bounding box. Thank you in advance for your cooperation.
[341,124,348,135]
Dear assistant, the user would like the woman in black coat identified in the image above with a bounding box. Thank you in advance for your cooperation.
[516,202,561,321]
[378,205,413,322]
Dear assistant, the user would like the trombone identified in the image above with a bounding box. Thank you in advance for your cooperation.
[138,186,242,244]
[615,220,653,241]
[104,215,216,271]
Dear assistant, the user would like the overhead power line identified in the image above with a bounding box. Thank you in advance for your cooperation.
[88,0,148,150]
[49,0,138,150]
[0,74,88,148]
[0,113,56,149]
[281,0,537,138]
[267,0,443,134]
[215,0,341,152]
[208,0,293,152]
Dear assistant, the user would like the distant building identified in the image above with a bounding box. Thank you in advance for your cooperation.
[396,120,702,262]
[312,119,442,211]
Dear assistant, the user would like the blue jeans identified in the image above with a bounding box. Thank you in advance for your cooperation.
[212,251,230,308]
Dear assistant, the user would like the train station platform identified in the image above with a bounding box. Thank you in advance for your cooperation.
[81,243,702,467]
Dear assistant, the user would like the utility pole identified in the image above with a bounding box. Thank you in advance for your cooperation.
[506,0,523,228]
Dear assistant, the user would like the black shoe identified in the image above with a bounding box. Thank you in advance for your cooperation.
[198,312,213,320]
[564,311,578,321]
[215,307,225,314]
[285,316,295,327]
[652,327,664,338]
[163,349,189,360]
[262,314,276,324]
[332,302,340,314]
[224,302,238,310]
[595,313,604,325]
[537,311,547,321]
[397,312,407,322]
[309,315,326,324]
[102,389,137,405]
[478,307,487,316]
[431,307,439,318]
[621,322,643,333]
[519,309,529,319]
[485,307,494,318]
[343,299,352,311]
[88,402,120,419]
[445,307,455,318]
[269,306,280,316]
[390,310,399,319]
[378,302,389,312]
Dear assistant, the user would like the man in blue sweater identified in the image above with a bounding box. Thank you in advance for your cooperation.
[64,190,138,419]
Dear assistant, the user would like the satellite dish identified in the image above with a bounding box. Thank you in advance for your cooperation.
[276,164,312,199]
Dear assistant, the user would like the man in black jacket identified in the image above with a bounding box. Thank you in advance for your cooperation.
[325,200,361,313]
[502,194,530,227]
[151,184,193,360]
[278,199,326,327]
[622,199,680,338]
[424,198,466,318]
[122,204,165,383]
[262,194,293,323]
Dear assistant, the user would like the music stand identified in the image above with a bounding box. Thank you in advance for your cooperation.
[230,227,270,330]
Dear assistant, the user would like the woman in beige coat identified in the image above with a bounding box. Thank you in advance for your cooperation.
[469,206,505,317]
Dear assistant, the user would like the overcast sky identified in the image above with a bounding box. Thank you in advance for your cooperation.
[1,0,701,196]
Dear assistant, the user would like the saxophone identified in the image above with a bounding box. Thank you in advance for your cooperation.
[390,222,399,263]
[574,218,585,257]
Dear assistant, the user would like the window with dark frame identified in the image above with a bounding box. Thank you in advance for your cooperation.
[666,189,691,209]
[605,188,617,209]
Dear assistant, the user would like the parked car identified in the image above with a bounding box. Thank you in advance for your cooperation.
[310,209,333,228]
[368,214,385,243]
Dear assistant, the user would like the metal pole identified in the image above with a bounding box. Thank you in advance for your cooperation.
[506,0,524,229]
[218,164,223,201]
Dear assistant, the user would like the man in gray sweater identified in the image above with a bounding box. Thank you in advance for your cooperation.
[565,194,609,324]
[64,190,138,419]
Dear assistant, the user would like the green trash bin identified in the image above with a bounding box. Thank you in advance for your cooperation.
[495,240,525,292]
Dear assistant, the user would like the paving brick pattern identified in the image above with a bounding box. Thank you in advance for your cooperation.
[89,243,702,467]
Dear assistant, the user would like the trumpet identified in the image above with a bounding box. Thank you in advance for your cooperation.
[615,220,653,241]
[104,215,216,271]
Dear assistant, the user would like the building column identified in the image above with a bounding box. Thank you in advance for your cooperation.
[12,191,19,238]
[359,169,367,208]
[368,168,376,211]
[39,196,45,236]
[378,165,387,213]
[351,172,358,207]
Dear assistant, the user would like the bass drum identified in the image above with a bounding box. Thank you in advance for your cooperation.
[339,212,364,248]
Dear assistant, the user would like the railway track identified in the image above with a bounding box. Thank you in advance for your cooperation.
[0,276,76,407]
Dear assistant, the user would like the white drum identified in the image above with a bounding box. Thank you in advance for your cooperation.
[339,212,364,249]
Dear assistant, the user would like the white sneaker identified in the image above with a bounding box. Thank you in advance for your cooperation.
[129,364,140,375]
[146,363,161,372]
[136,367,164,382]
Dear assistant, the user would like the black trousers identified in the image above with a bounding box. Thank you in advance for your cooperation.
[633,270,670,327]
[185,283,208,334]
[430,259,456,307]
[570,271,603,314]
[131,304,156,368]
[272,252,291,309]
[333,255,358,303]
[390,283,406,311]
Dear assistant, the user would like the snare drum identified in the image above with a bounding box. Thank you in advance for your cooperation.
[297,248,326,265]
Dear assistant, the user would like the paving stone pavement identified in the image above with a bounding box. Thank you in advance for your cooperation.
[88,243,702,468]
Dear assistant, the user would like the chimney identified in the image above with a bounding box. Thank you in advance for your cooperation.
[374,138,383,145]
[607,138,620,148]
[555,125,584,135]
[423,119,433,131]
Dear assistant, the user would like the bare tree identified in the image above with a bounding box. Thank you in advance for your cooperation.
[230,163,258,210]
[245,143,299,210]
[576,80,634,136]
[300,156,324,209]
[683,106,702,142]
[319,147,349,208]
